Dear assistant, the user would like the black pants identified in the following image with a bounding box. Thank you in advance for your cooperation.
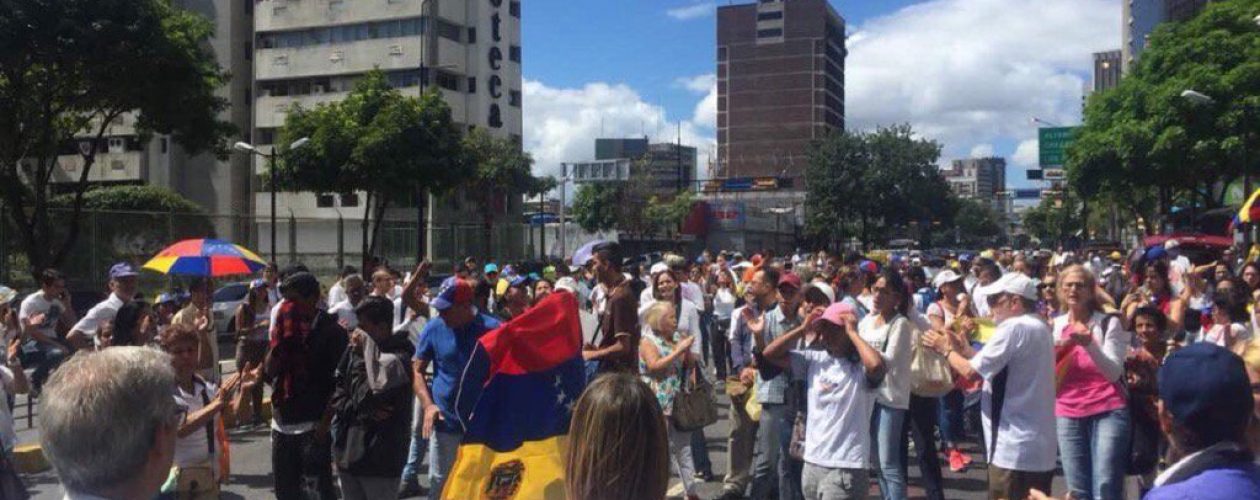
[904,395,946,500]
[272,430,337,500]
[712,318,731,379]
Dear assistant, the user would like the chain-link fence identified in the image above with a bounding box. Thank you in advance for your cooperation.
[1,208,535,290]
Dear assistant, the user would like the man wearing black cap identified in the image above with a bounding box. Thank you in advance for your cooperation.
[265,272,348,500]
[1145,343,1260,499]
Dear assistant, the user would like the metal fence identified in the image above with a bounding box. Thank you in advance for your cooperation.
[1,208,536,289]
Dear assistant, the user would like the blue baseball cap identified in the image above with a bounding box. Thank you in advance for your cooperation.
[958,253,974,263]
[1144,245,1168,262]
[484,263,499,274]
[109,262,138,279]
[510,274,531,288]
[1158,343,1253,442]
[156,293,179,305]
[431,276,474,311]
[249,279,267,289]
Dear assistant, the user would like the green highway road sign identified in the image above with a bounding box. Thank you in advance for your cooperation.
[1039,126,1079,167]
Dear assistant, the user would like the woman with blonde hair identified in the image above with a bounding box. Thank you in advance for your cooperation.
[638,300,698,499]
[1052,264,1130,500]
[566,373,670,500]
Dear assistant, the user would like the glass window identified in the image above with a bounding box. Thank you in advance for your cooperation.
[510,1,521,18]
[467,77,476,94]
[316,194,335,208]
[757,28,782,38]
[435,71,459,91]
[509,90,521,107]
[756,11,783,20]
[509,45,521,62]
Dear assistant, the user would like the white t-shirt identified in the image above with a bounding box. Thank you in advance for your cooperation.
[713,288,737,320]
[968,313,1058,472]
[857,314,915,410]
[329,300,358,331]
[681,282,706,312]
[0,366,15,453]
[926,301,959,327]
[789,350,876,469]
[326,282,347,307]
[173,379,218,469]
[18,290,65,340]
[1199,322,1251,347]
[71,293,126,336]
[972,285,993,319]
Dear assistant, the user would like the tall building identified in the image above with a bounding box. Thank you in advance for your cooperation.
[252,0,524,260]
[716,0,845,182]
[593,138,696,195]
[51,0,255,241]
[1091,50,1122,93]
[944,158,1007,211]
[1122,0,1166,72]
[1166,0,1213,21]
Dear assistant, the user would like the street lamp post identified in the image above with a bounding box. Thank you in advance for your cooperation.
[234,137,309,263]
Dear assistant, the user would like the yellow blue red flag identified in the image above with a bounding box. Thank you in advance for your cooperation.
[442,290,586,499]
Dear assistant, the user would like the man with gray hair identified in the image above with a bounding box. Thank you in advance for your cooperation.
[39,347,180,500]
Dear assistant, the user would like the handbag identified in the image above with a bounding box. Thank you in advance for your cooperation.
[670,365,719,432]
[744,378,762,422]
[910,339,954,397]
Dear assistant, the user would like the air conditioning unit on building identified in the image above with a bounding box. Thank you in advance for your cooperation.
[389,45,404,56]
[330,51,343,63]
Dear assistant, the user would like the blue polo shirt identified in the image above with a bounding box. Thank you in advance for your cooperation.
[414,312,501,433]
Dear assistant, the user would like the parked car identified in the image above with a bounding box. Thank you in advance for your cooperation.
[211,282,250,338]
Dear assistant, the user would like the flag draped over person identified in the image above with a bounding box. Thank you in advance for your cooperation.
[444,290,587,499]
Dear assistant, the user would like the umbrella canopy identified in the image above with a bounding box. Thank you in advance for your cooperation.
[571,239,608,267]
[143,238,267,277]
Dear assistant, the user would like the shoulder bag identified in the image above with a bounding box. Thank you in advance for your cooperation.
[671,364,719,432]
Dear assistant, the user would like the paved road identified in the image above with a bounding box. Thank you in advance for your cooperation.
[15,315,1106,499]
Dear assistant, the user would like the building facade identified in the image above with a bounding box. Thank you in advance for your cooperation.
[1122,0,1214,72]
[944,158,1007,209]
[593,138,696,196]
[716,0,845,181]
[251,0,525,264]
[50,0,255,242]
[1091,50,1122,93]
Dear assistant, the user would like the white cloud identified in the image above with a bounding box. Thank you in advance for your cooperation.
[693,83,718,129]
[969,143,995,158]
[1012,138,1039,168]
[522,79,716,185]
[666,2,714,21]
[845,0,1117,164]
[674,73,716,94]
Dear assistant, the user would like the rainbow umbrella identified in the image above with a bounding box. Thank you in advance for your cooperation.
[143,238,267,277]
[1237,188,1260,224]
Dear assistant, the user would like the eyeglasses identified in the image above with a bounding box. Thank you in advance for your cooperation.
[986,293,1005,308]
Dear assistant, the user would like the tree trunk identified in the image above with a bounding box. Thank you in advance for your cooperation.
[367,197,389,264]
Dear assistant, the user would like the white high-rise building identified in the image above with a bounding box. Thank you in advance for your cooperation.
[252,0,525,263]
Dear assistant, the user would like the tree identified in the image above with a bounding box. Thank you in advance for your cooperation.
[278,70,466,267]
[571,184,620,233]
[954,198,1004,247]
[804,125,954,249]
[1022,194,1084,246]
[462,128,552,257]
[0,0,235,280]
[644,191,696,239]
[1068,0,1260,232]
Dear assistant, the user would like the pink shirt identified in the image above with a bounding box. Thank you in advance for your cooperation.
[1052,313,1128,418]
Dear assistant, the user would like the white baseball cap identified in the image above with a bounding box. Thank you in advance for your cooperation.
[649,262,669,275]
[932,270,964,289]
[1164,239,1181,250]
[804,283,836,304]
[976,272,1038,301]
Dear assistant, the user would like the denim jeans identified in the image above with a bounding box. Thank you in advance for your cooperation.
[428,430,463,498]
[938,389,965,446]
[24,341,66,391]
[870,403,908,500]
[713,317,732,379]
[690,428,714,476]
[400,400,428,484]
[750,403,796,500]
[271,430,336,500]
[1056,408,1130,500]
[669,426,698,496]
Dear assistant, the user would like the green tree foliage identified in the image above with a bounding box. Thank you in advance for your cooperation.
[954,198,1004,247]
[463,128,553,256]
[1068,0,1260,233]
[278,70,466,264]
[571,184,621,233]
[0,0,235,279]
[1022,194,1084,245]
[805,125,955,248]
[644,191,696,239]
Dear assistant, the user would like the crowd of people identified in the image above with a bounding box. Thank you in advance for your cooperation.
[3,239,1260,499]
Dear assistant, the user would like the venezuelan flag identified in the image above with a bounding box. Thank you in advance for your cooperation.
[443,290,587,500]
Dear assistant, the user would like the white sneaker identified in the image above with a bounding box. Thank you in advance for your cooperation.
[666,481,687,498]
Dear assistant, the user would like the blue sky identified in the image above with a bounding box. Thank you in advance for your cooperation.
[519,0,1121,192]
